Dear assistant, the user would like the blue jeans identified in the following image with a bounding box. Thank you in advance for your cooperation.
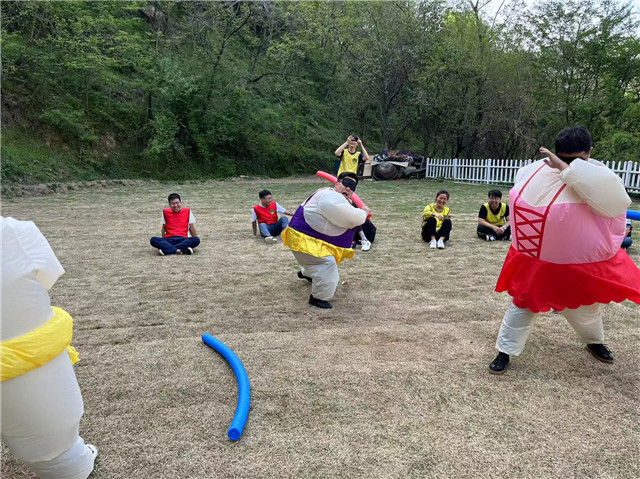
[259,217,289,237]
[150,236,200,255]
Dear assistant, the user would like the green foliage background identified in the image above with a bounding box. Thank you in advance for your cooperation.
[2,0,639,183]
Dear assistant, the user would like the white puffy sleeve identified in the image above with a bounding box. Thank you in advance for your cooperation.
[559,160,631,218]
[320,193,367,229]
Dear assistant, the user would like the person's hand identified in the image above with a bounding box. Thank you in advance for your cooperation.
[496,226,505,235]
[346,136,353,143]
[540,147,569,171]
[434,213,444,221]
[357,138,363,146]
[362,205,371,217]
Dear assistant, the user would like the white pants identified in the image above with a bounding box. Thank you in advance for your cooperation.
[1,351,96,479]
[496,302,605,356]
[293,251,339,301]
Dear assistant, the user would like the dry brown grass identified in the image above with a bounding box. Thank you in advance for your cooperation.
[2,177,639,479]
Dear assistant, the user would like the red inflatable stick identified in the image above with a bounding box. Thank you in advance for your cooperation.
[316,171,372,219]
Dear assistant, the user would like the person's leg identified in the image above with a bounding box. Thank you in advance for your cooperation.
[496,301,537,356]
[150,236,178,255]
[561,304,605,344]
[258,223,271,237]
[362,220,376,243]
[172,236,201,252]
[477,225,494,240]
[421,217,438,242]
[292,251,339,301]
[497,225,511,240]
[436,219,452,241]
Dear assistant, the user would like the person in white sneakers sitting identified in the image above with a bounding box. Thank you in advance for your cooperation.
[421,190,452,249]
[251,190,293,243]
[150,193,200,255]
[477,189,511,241]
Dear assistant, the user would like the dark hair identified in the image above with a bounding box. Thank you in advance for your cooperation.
[555,126,592,155]
[488,189,502,198]
[351,135,359,141]
[337,171,358,185]
[435,190,449,200]
[259,189,271,199]
[168,193,181,203]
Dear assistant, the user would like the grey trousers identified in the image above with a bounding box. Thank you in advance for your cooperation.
[292,251,339,301]
[496,302,605,356]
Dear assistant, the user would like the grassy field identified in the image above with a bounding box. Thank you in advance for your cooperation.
[2,177,639,479]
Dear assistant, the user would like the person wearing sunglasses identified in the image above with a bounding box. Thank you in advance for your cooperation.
[489,126,640,374]
[282,172,371,309]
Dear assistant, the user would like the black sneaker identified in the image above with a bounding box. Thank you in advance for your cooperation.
[309,295,332,309]
[297,271,312,283]
[489,352,510,375]
[182,247,194,255]
[586,344,614,363]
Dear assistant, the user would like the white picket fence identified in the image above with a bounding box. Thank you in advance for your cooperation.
[422,158,640,193]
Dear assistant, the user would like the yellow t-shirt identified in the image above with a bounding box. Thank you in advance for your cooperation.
[483,202,507,226]
[422,203,451,231]
[337,149,362,176]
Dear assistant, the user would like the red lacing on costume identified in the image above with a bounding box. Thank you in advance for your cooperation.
[513,164,566,259]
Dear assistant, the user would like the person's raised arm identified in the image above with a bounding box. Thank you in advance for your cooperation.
[334,137,350,157]
[358,139,370,162]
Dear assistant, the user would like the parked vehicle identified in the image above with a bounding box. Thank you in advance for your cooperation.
[370,150,426,180]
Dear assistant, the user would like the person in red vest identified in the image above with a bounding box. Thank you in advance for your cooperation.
[251,190,293,244]
[150,193,200,255]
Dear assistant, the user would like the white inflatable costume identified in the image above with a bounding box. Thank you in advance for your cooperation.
[1,217,97,479]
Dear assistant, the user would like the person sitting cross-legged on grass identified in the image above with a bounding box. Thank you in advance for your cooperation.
[150,193,200,256]
[477,189,511,242]
[421,190,452,249]
[251,190,293,244]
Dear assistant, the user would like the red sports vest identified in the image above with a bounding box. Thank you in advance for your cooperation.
[253,202,278,225]
[163,208,190,237]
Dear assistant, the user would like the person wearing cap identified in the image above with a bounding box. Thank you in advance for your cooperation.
[251,190,293,244]
[282,172,370,309]
[334,135,370,177]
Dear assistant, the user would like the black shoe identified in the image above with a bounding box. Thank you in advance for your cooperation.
[297,271,312,283]
[309,295,332,309]
[182,247,193,255]
[586,344,614,364]
[489,352,510,375]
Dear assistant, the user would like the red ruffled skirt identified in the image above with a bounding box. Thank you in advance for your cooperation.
[496,247,640,313]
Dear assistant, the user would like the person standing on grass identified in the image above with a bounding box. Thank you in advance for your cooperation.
[477,189,511,241]
[489,126,640,375]
[421,190,452,249]
[251,190,293,244]
[282,172,370,309]
[334,135,370,177]
[150,193,200,256]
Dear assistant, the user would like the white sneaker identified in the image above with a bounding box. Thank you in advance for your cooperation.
[264,236,277,244]
[158,249,165,256]
[437,238,445,249]
[361,240,371,251]
[429,239,437,249]
[488,235,496,242]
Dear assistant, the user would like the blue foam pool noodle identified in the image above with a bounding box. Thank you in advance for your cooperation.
[201,333,250,441]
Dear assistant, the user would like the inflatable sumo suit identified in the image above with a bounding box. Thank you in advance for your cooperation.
[1,217,97,479]
[283,187,366,301]
[494,159,640,355]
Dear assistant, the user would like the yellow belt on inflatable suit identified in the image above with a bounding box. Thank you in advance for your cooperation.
[282,227,354,264]
[1,306,80,382]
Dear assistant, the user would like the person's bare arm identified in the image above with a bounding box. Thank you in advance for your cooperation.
[189,223,198,237]
[334,137,350,157]
[358,139,370,162]
[252,220,258,235]
[161,225,166,237]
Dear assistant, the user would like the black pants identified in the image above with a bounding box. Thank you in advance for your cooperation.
[421,217,452,242]
[354,219,377,244]
[477,225,510,240]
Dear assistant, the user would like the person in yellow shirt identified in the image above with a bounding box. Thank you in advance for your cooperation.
[334,135,370,177]
[477,189,511,241]
[421,190,452,249]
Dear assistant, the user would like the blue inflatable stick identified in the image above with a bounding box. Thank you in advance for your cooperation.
[628,210,640,221]
[201,333,250,441]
